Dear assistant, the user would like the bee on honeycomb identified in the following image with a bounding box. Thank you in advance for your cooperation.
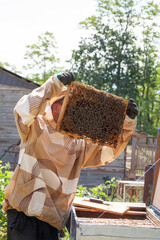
[58,81,128,148]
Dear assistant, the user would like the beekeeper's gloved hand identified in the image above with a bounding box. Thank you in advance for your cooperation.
[126,99,138,119]
[57,72,75,85]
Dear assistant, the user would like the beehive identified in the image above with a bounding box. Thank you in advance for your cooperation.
[69,205,160,240]
[57,81,128,148]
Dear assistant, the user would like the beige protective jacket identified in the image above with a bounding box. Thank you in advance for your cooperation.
[3,76,136,230]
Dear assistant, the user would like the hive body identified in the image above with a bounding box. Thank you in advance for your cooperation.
[57,82,128,148]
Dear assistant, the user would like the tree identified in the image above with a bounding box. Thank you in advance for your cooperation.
[71,0,141,98]
[137,15,160,135]
[0,61,20,74]
[23,32,61,84]
[71,26,140,100]
[71,0,160,136]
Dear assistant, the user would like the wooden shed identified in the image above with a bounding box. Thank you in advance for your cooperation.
[0,67,39,168]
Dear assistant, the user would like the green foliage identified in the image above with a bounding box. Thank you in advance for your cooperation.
[75,184,88,197]
[23,31,63,84]
[61,228,70,240]
[71,27,140,99]
[76,177,123,202]
[0,61,21,75]
[71,0,160,137]
[71,0,143,96]
[0,161,13,240]
[136,23,160,135]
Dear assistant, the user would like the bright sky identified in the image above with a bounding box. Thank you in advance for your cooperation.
[0,0,97,72]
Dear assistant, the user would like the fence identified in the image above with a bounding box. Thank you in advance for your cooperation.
[126,134,156,179]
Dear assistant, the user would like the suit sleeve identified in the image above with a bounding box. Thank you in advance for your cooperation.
[14,76,64,142]
[82,115,136,168]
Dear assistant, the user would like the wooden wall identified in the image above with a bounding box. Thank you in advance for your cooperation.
[78,151,125,187]
[0,84,31,168]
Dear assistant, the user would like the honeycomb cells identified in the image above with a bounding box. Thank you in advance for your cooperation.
[59,82,128,148]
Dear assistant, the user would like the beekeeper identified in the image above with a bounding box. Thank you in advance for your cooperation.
[3,72,138,240]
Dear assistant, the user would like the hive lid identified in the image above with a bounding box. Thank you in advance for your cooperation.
[151,127,160,215]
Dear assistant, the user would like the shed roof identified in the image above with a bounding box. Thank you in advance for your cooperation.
[133,129,155,139]
[0,67,40,89]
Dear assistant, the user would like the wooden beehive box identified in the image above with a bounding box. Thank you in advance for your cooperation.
[151,127,160,215]
[57,81,128,148]
[69,197,160,240]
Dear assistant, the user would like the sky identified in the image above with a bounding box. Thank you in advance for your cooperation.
[0,0,97,73]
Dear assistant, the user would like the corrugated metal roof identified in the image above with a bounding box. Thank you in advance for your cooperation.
[0,67,40,89]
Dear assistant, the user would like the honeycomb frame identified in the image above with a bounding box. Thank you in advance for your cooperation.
[57,81,128,148]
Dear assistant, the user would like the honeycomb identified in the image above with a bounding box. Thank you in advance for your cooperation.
[57,81,128,148]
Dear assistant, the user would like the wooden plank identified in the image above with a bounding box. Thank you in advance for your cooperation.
[0,121,16,127]
[0,84,31,91]
[0,97,22,102]
[131,137,138,172]
[75,207,147,216]
[75,207,103,212]
[0,128,18,134]
[0,105,16,112]
[80,167,124,174]
[0,90,29,95]
[74,197,146,209]
[136,144,156,148]
[152,168,160,210]
[104,201,146,207]
[0,135,19,141]
[0,102,18,107]
[88,198,146,208]
[80,166,124,173]
[0,88,29,93]
[73,197,129,215]
[147,209,160,227]
[125,211,147,216]
[0,113,15,119]
[75,199,146,216]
